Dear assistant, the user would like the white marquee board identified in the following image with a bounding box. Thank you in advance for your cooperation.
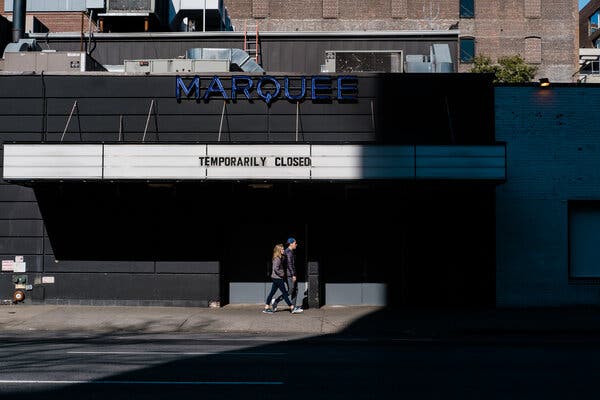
[3,144,505,181]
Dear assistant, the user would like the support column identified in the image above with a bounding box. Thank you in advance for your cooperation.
[307,261,322,309]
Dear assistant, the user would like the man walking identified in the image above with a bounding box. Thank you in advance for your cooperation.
[272,237,303,313]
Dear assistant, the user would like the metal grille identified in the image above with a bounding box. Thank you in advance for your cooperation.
[334,52,403,73]
[108,0,153,11]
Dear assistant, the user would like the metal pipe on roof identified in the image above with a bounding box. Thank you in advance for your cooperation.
[11,0,27,43]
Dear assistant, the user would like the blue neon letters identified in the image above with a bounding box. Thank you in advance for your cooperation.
[176,75,357,103]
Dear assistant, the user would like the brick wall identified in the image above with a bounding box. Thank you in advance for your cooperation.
[1,12,96,33]
[579,0,600,47]
[524,0,541,18]
[391,0,407,19]
[226,0,577,82]
[270,0,321,19]
[252,0,268,18]
[495,86,600,306]
[0,0,578,83]
[458,0,577,82]
[323,0,338,19]
[32,12,86,33]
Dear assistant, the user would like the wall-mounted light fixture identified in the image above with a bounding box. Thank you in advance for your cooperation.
[539,78,550,87]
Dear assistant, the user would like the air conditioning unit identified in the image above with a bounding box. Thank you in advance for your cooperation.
[2,51,106,73]
[321,50,403,73]
[124,58,230,73]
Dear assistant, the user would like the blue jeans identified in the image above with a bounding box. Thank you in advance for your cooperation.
[266,278,292,307]
[274,277,297,307]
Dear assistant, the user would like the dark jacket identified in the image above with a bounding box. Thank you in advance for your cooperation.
[284,247,296,277]
[271,256,285,279]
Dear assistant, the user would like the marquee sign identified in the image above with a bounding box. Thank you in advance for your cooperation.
[3,144,506,181]
[176,75,358,104]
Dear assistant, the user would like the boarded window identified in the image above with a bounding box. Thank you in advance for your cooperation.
[524,37,542,64]
[460,37,475,63]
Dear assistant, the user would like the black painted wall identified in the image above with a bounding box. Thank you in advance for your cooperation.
[0,73,496,307]
[0,73,494,143]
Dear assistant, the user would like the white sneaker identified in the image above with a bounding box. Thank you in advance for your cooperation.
[291,307,304,314]
[270,299,278,312]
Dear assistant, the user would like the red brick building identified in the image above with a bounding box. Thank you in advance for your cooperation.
[1,0,579,82]
[226,0,578,82]
[0,0,95,34]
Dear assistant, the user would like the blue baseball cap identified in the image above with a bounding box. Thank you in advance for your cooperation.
[287,237,296,244]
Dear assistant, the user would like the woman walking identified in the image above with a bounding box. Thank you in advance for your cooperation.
[263,243,303,314]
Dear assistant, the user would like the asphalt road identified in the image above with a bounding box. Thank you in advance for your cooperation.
[0,331,599,399]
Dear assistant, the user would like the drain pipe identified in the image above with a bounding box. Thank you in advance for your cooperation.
[11,0,27,43]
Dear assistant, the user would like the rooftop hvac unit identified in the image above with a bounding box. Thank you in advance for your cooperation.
[2,51,106,73]
[321,50,403,73]
[124,58,230,73]
[404,55,432,73]
[404,44,454,73]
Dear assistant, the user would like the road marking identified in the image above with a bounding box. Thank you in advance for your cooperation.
[67,351,286,356]
[114,337,296,342]
[0,380,283,385]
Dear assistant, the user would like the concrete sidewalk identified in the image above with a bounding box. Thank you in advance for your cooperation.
[0,304,379,335]
[2,304,600,339]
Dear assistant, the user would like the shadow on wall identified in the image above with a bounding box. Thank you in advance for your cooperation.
[0,15,10,57]
[33,179,496,309]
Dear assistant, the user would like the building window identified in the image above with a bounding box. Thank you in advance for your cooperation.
[460,37,475,63]
[460,0,474,18]
[590,10,600,35]
[569,202,600,280]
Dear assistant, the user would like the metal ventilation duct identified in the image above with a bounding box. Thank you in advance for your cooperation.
[186,48,264,73]
[3,38,41,57]
[12,0,27,43]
